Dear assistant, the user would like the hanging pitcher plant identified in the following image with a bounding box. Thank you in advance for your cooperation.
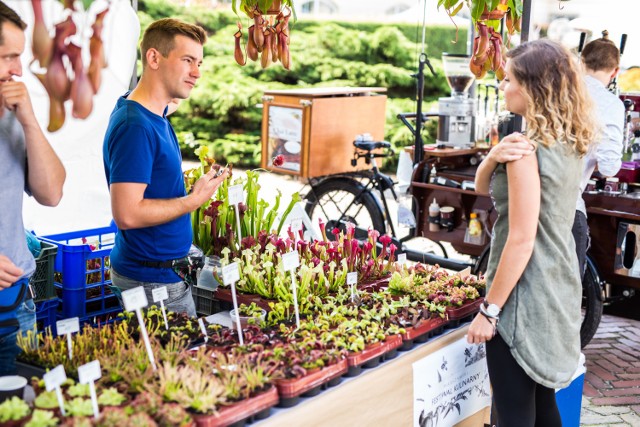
[30,0,110,132]
[437,0,524,80]
[231,0,295,69]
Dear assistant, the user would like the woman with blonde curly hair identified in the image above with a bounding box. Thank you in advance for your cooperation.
[468,39,596,426]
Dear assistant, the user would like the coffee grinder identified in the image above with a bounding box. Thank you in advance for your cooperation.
[437,53,477,148]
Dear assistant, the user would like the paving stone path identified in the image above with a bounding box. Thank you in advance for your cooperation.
[581,314,640,426]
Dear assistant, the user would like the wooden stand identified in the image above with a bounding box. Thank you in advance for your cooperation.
[261,87,387,178]
[255,326,490,426]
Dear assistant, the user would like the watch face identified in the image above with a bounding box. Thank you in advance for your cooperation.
[486,304,500,317]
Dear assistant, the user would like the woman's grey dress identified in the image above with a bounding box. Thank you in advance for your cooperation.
[486,142,583,388]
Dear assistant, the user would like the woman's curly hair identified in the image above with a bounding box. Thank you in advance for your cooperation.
[506,39,597,156]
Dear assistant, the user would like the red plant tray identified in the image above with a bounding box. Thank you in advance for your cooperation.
[214,287,275,311]
[193,386,279,427]
[357,274,391,292]
[385,334,403,352]
[347,337,396,368]
[445,298,484,321]
[401,315,448,341]
[274,358,348,399]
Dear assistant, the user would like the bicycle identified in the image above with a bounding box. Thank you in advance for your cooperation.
[303,131,468,272]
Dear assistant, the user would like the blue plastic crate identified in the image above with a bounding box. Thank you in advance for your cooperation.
[40,224,122,322]
[36,298,59,335]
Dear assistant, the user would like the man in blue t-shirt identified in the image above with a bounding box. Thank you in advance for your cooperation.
[0,2,66,375]
[103,18,227,316]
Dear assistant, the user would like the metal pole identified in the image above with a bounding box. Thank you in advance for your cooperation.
[512,0,533,132]
[414,54,426,165]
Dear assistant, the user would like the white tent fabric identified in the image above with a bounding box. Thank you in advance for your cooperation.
[7,0,139,235]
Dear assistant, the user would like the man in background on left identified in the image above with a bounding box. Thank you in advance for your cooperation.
[0,1,66,375]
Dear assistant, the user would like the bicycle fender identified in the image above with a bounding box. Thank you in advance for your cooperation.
[585,255,604,301]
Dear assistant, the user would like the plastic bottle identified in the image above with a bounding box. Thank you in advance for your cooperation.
[197,256,221,290]
[468,213,482,237]
[428,199,441,232]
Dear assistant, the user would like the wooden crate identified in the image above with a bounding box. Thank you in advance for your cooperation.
[261,87,387,178]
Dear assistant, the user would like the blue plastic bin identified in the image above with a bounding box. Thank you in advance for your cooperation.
[40,224,121,323]
[35,298,59,335]
[556,353,586,427]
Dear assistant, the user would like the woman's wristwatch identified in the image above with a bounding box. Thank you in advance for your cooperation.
[479,300,501,324]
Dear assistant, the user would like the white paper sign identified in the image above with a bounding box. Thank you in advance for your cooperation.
[44,365,67,391]
[78,360,102,384]
[152,286,169,302]
[413,337,491,427]
[122,286,148,311]
[222,262,241,285]
[56,317,80,335]
[198,318,208,340]
[347,272,358,285]
[397,253,407,265]
[228,184,244,206]
[282,251,300,271]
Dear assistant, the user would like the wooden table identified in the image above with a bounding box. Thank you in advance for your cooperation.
[257,325,490,427]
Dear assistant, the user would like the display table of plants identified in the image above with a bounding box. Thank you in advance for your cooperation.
[4,165,485,426]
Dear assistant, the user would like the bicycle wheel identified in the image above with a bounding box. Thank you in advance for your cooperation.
[304,178,386,238]
[581,259,603,348]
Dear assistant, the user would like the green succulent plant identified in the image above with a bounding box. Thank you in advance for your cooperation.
[0,396,30,422]
[24,409,59,427]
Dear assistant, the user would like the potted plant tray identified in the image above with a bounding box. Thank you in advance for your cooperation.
[193,386,279,427]
[356,274,391,292]
[345,334,403,377]
[214,288,274,311]
[402,315,449,342]
[275,358,348,407]
[445,298,484,321]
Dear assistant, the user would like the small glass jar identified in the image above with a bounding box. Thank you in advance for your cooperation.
[604,177,620,192]
[197,256,221,290]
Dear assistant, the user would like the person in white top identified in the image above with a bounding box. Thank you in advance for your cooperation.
[573,36,624,277]
[484,35,624,280]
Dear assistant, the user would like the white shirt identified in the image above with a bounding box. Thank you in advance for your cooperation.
[577,75,625,215]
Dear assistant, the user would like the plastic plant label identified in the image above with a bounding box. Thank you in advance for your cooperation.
[122,286,148,311]
[458,267,471,279]
[397,253,407,265]
[78,360,102,384]
[347,272,358,286]
[290,217,303,233]
[152,286,169,302]
[198,318,208,342]
[228,184,244,206]
[44,365,67,391]
[56,317,80,336]
[222,262,241,285]
[282,251,300,271]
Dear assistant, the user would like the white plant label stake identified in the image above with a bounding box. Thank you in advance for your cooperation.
[222,262,244,345]
[397,253,407,266]
[44,364,67,416]
[56,317,80,361]
[282,251,301,329]
[78,360,102,419]
[347,272,358,302]
[228,184,245,248]
[290,216,303,245]
[152,286,170,330]
[197,318,208,344]
[122,286,156,371]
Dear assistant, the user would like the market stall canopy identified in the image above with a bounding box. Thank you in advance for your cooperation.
[389,0,471,26]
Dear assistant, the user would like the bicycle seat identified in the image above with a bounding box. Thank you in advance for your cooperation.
[353,140,391,151]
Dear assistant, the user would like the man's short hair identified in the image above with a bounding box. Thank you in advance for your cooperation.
[0,1,27,45]
[140,18,207,68]
[581,38,620,72]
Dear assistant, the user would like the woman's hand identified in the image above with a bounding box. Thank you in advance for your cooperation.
[488,132,535,164]
[467,313,496,344]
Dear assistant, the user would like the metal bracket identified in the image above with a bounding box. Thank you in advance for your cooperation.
[262,95,274,102]
[299,99,312,107]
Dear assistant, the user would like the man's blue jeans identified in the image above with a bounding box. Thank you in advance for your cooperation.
[0,299,36,376]
[110,268,196,317]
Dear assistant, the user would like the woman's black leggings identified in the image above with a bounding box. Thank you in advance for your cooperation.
[486,333,562,427]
